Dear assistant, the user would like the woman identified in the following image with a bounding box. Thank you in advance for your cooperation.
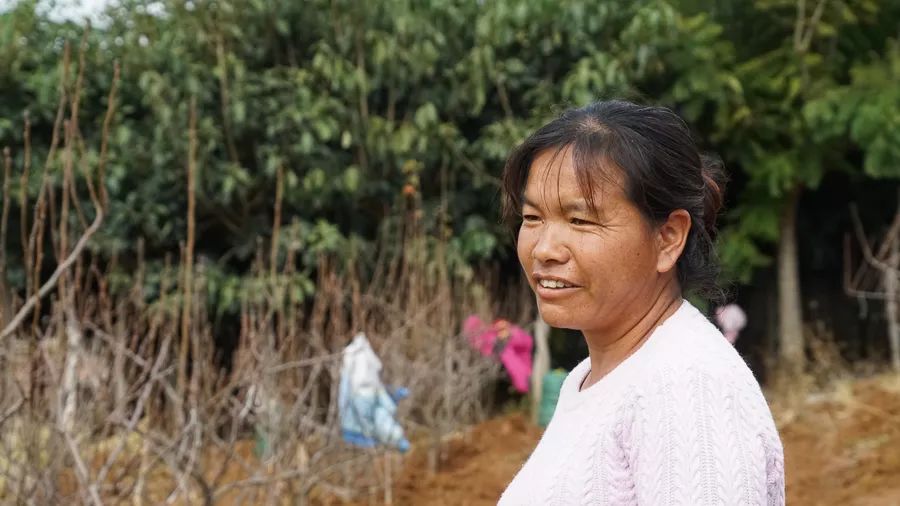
[499,101,784,505]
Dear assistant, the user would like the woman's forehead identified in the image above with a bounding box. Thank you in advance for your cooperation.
[524,147,624,205]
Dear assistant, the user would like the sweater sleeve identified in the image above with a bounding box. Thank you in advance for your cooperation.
[624,365,785,506]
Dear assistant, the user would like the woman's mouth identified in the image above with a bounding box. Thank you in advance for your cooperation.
[533,275,580,299]
[538,279,575,289]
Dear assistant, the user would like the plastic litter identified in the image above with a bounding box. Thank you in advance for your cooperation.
[339,333,410,452]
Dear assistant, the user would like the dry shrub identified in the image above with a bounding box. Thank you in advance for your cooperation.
[0,49,530,505]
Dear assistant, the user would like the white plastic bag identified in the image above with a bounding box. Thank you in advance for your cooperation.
[338,333,409,452]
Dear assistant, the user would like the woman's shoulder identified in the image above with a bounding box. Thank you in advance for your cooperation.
[636,301,763,394]
[624,307,780,437]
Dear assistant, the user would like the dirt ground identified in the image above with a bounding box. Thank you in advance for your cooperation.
[43,373,900,504]
[387,414,543,506]
[778,375,900,506]
[329,373,900,506]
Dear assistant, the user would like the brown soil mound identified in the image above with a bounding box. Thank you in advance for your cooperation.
[781,375,900,506]
[329,374,900,506]
[390,414,542,506]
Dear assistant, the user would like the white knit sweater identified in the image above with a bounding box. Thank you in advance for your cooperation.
[499,301,784,505]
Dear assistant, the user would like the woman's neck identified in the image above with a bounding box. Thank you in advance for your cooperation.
[580,281,682,390]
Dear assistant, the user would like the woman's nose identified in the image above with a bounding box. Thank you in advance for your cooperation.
[532,224,570,265]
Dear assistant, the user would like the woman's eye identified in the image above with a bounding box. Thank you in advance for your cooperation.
[522,214,541,223]
[570,217,594,226]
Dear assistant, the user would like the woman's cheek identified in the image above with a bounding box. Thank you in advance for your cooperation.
[516,228,534,270]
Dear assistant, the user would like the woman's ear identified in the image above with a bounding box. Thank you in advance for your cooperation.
[656,209,691,274]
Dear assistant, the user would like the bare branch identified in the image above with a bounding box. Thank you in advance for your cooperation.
[0,59,119,342]
[60,428,103,506]
[177,97,198,408]
[0,209,103,341]
[800,0,829,53]
[849,203,898,274]
[0,380,24,426]
[1,147,11,276]
[19,112,32,278]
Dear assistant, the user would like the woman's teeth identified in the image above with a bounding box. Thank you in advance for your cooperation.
[539,279,573,289]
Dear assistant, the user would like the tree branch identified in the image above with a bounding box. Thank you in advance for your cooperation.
[0,208,103,341]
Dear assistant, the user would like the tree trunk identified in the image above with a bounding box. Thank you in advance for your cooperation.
[778,187,805,376]
[530,314,550,425]
[885,237,900,372]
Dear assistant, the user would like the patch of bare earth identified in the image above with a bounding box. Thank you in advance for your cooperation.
[779,375,900,506]
[319,374,900,505]
[63,374,894,504]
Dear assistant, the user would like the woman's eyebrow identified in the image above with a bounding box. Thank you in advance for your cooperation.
[522,196,597,215]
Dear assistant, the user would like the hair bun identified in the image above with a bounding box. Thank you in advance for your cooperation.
[700,154,727,237]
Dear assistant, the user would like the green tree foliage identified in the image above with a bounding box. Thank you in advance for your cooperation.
[0,0,741,303]
[806,40,900,178]
[695,0,900,372]
[679,0,896,281]
[0,0,898,330]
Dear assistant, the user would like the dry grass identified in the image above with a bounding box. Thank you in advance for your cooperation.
[0,47,532,505]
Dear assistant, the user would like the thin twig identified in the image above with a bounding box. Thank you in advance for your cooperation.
[800,0,828,52]
[0,380,24,425]
[1,147,10,265]
[97,61,119,208]
[215,32,241,166]
[177,97,198,408]
[849,203,898,275]
[0,208,103,341]
[270,164,284,282]
[95,329,173,488]
[60,425,104,506]
[25,43,71,332]
[0,56,119,342]
[19,112,31,284]
[1,148,11,324]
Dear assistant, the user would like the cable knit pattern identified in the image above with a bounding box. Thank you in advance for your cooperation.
[499,301,785,505]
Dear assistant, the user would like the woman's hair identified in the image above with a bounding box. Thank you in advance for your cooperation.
[501,100,727,302]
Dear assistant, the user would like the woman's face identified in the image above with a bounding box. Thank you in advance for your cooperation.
[516,148,669,334]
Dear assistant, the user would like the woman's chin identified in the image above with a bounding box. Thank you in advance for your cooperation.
[537,305,581,330]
